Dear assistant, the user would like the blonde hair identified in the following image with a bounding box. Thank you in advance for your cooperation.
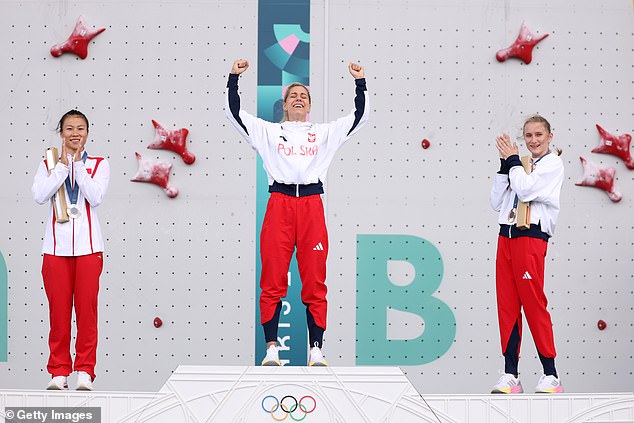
[523,114,562,156]
[281,83,311,122]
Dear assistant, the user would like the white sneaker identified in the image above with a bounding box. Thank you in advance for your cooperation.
[46,375,68,390]
[535,374,563,393]
[308,347,328,367]
[76,371,93,391]
[261,345,281,366]
[491,373,523,394]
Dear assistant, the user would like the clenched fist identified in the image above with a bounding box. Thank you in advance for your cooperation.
[348,62,365,79]
[231,59,249,75]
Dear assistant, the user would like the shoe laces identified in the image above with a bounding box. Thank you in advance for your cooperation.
[78,371,92,381]
[496,372,518,385]
[265,345,278,359]
[310,347,324,360]
[538,374,559,385]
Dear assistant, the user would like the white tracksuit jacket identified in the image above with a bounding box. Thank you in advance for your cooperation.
[490,152,564,237]
[224,74,370,187]
[32,153,110,256]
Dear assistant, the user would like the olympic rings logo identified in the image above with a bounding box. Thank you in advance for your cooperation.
[261,395,317,421]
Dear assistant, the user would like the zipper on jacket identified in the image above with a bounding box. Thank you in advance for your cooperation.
[296,184,299,197]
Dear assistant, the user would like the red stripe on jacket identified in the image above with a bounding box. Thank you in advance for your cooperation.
[51,213,57,255]
[85,156,103,254]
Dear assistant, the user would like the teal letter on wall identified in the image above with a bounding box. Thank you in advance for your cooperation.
[356,235,455,365]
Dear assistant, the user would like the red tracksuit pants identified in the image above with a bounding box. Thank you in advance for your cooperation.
[495,236,556,359]
[42,253,102,379]
[260,192,328,332]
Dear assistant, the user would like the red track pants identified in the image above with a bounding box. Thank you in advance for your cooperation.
[260,192,328,331]
[495,236,556,359]
[42,253,102,379]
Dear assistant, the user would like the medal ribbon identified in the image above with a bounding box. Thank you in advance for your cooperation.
[64,151,88,205]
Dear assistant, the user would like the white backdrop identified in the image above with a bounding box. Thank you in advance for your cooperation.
[0,0,632,394]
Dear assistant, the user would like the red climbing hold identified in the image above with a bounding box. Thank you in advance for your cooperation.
[496,22,548,64]
[50,16,105,59]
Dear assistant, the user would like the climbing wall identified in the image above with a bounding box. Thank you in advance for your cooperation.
[0,0,632,394]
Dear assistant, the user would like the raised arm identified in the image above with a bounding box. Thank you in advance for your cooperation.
[226,59,250,136]
[346,62,368,137]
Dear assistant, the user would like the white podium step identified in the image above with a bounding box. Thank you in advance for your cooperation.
[0,366,632,422]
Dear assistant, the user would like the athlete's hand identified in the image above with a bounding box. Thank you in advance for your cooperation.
[348,62,365,79]
[231,59,249,75]
[60,143,69,166]
[495,133,518,159]
[73,147,84,162]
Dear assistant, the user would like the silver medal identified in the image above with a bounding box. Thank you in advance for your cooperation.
[67,204,81,219]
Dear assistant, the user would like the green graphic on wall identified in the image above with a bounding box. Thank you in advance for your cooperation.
[0,250,7,362]
[256,0,310,365]
[356,235,455,365]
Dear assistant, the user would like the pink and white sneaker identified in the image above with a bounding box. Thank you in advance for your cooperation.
[491,373,523,394]
[535,375,563,393]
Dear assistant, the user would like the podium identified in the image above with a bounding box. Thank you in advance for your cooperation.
[1,366,633,422]
[147,365,429,422]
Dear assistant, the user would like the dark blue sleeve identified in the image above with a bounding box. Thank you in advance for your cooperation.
[498,158,510,174]
[227,73,248,136]
[505,154,522,169]
[347,78,367,136]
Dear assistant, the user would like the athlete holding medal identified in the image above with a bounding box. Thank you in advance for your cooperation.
[32,110,110,390]
[489,115,564,394]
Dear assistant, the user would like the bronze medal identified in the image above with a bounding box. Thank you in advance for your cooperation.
[508,208,516,222]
